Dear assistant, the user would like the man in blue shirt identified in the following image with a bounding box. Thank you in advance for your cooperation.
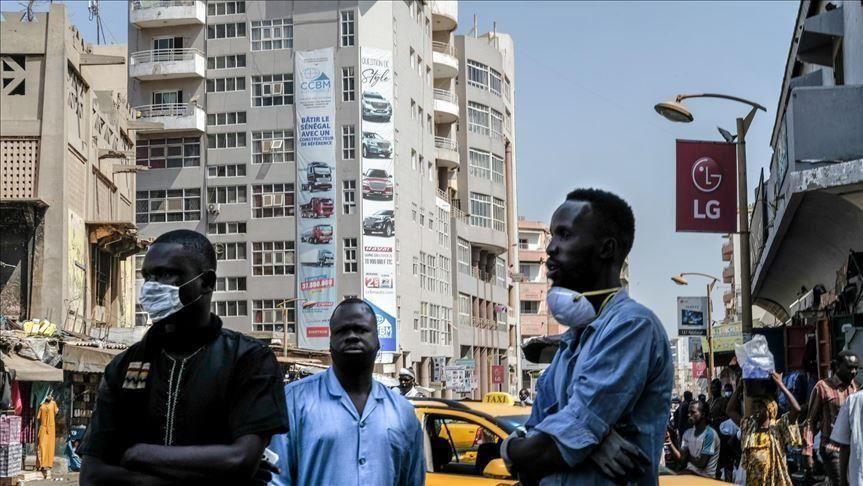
[504,189,674,485]
[269,298,425,486]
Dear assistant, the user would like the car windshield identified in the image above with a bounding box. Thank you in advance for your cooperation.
[319,225,332,232]
[367,169,388,178]
[364,132,380,139]
[496,415,531,434]
[374,210,393,217]
[364,92,384,100]
[313,166,330,175]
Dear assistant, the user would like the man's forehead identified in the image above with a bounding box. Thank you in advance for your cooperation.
[331,304,376,326]
[144,243,194,266]
[551,200,594,228]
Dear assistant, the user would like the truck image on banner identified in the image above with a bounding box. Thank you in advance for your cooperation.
[295,48,337,350]
[360,48,397,353]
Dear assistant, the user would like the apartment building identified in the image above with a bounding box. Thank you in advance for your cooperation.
[127,0,520,393]
[0,4,144,332]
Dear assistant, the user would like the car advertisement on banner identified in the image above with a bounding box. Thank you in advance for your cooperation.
[295,48,337,350]
[676,140,737,233]
[677,296,708,336]
[360,48,397,353]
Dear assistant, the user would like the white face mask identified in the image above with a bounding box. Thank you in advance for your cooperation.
[547,287,620,329]
[138,273,205,322]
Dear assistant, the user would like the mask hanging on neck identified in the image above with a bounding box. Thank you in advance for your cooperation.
[546,287,620,329]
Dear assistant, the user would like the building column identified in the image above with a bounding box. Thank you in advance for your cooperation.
[845,0,863,84]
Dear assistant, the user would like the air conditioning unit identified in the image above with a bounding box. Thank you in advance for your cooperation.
[207,203,221,214]
[271,83,283,95]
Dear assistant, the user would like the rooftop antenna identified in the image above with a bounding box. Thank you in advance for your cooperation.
[88,0,105,44]
[472,14,477,38]
[19,0,40,22]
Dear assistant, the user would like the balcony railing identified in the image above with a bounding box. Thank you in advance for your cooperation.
[135,103,194,119]
[433,88,458,105]
[130,0,197,11]
[452,206,470,225]
[130,48,202,65]
[434,136,457,151]
[432,41,456,57]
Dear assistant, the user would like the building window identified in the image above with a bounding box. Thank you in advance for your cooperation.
[253,299,295,333]
[207,185,247,205]
[467,60,489,90]
[207,22,247,40]
[493,197,506,232]
[518,238,529,250]
[252,241,295,275]
[207,54,246,70]
[136,189,200,223]
[457,238,471,275]
[340,10,355,47]
[207,111,247,126]
[491,108,504,140]
[135,137,201,169]
[211,299,248,317]
[251,18,293,51]
[342,125,356,160]
[207,131,247,149]
[215,276,247,292]
[520,300,539,315]
[492,154,505,184]
[341,66,356,102]
[489,67,502,96]
[343,238,358,273]
[468,148,491,180]
[342,180,356,215]
[458,294,471,326]
[438,206,450,248]
[469,192,492,228]
[467,101,490,136]
[207,164,246,178]
[208,222,247,234]
[438,255,451,295]
[252,130,294,163]
[252,184,295,218]
[252,74,293,106]
[206,76,246,93]
[215,242,247,261]
[207,1,245,16]
[495,257,506,287]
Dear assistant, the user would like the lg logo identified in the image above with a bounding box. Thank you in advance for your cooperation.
[691,157,725,220]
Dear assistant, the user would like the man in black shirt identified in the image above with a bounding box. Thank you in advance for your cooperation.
[79,230,289,485]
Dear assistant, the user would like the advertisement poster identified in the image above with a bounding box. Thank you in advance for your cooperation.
[675,140,737,233]
[360,48,397,352]
[677,296,709,336]
[688,336,705,362]
[692,360,708,380]
[295,48,337,350]
[67,210,87,329]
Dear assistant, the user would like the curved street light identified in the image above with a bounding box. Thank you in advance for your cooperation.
[671,272,721,381]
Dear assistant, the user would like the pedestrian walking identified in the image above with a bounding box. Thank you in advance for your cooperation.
[727,371,802,486]
[79,230,289,485]
[803,350,860,485]
[268,298,425,486]
[829,389,863,486]
[715,383,738,481]
[501,188,673,485]
[397,368,426,398]
[668,401,720,478]
[36,396,59,479]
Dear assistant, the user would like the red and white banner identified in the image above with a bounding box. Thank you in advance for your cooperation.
[676,140,737,233]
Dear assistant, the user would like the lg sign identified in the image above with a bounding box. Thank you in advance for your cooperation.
[676,140,737,233]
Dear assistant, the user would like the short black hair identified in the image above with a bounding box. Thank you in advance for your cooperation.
[683,391,693,400]
[689,400,706,414]
[566,188,635,260]
[833,349,860,367]
[329,298,376,327]
[152,229,217,273]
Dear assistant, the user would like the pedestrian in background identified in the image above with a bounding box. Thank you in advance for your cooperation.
[708,380,733,480]
[502,189,672,484]
[668,400,720,478]
[829,388,863,486]
[728,371,802,486]
[804,350,860,485]
[268,298,425,486]
[397,368,426,398]
[79,230,288,485]
[675,391,694,442]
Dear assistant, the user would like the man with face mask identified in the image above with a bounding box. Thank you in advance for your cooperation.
[268,298,425,486]
[503,189,673,485]
[79,230,289,485]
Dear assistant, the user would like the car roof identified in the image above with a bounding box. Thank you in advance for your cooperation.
[409,398,531,423]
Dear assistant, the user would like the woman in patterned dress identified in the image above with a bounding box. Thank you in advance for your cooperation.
[727,371,802,486]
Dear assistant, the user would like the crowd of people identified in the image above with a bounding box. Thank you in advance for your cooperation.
[668,350,861,486]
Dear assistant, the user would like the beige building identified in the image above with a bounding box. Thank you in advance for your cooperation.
[0,4,145,333]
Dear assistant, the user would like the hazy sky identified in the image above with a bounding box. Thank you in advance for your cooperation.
[9,0,800,338]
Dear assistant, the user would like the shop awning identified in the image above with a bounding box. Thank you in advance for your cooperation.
[62,345,123,373]
[2,352,63,382]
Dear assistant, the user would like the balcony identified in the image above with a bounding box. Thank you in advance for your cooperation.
[130,1,206,28]
[133,103,205,133]
[432,42,458,79]
[129,48,205,81]
[434,137,459,169]
[430,1,458,32]
[722,239,733,262]
[722,264,734,284]
[433,89,459,124]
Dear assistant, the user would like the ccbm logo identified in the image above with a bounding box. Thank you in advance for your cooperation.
[302,72,331,91]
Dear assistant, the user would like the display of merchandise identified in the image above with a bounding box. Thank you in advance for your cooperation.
[0,416,20,445]
[0,443,22,478]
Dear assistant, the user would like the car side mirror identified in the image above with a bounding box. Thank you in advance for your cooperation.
[482,458,510,479]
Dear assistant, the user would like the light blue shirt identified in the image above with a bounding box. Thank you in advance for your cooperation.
[268,367,425,486]
[525,290,674,485]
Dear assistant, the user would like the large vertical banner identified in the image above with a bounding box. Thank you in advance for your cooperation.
[67,210,87,330]
[360,48,397,353]
[295,48,337,350]
[677,296,709,336]
[675,140,737,233]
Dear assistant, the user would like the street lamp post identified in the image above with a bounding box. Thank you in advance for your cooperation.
[672,272,720,380]
[655,93,765,343]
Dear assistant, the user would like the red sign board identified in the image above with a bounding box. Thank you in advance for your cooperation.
[691,360,707,379]
[676,140,737,233]
[491,365,504,385]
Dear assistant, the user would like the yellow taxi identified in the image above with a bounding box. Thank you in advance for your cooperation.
[411,394,725,485]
